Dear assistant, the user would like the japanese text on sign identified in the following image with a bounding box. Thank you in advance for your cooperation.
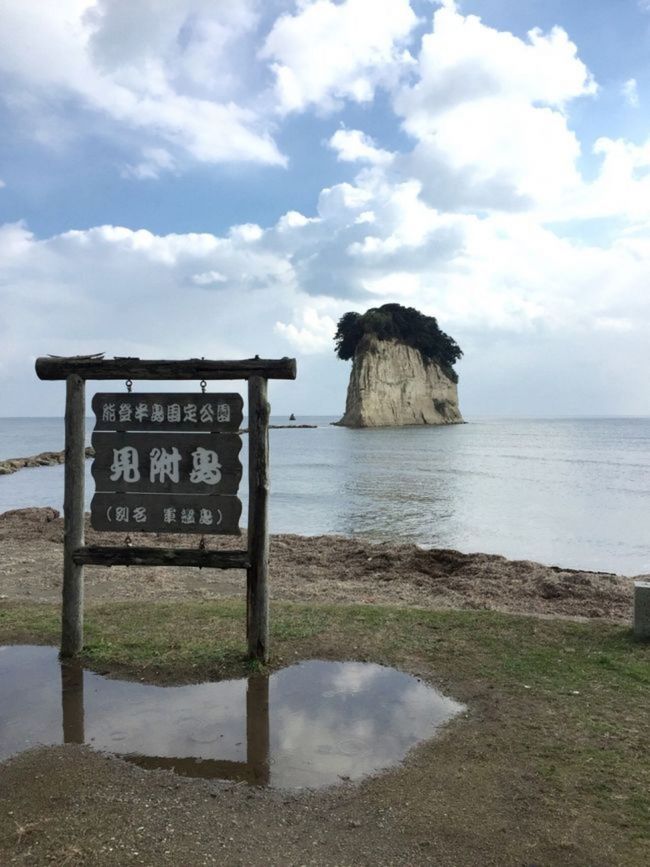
[91,393,243,432]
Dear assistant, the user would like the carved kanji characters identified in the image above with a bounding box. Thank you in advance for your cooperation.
[134,402,149,422]
[183,403,197,423]
[149,447,181,483]
[118,403,133,423]
[189,447,222,484]
[151,403,165,422]
[199,508,213,525]
[115,506,129,522]
[199,404,214,423]
[167,403,181,423]
[110,446,140,483]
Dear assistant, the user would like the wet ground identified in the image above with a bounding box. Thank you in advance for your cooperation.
[0,646,463,790]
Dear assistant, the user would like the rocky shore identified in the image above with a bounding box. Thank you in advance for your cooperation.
[0,448,95,476]
[0,507,638,622]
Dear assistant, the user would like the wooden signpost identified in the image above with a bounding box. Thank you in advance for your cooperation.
[35,355,297,662]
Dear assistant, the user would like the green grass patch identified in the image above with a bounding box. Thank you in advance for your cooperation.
[1,597,648,852]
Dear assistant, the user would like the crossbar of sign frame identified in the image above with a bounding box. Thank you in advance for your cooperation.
[91,432,242,495]
[92,393,243,432]
[90,493,241,535]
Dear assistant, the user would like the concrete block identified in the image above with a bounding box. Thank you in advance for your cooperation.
[633,581,650,640]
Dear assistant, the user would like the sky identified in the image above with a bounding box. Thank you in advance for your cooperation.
[1,0,649,417]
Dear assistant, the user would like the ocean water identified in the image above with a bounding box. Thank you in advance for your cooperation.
[1,416,649,576]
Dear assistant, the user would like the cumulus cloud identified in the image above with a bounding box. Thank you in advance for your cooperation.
[393,4,596,212]
[122,147,176,180]
[260,0,417,113]
[622,78,639,107]
[2,2,650,416]
[0,0,285,171]
[274,306,337,353]
[329,129,393,165]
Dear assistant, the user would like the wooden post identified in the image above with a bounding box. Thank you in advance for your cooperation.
[61,374,85,657]
[246,675,270,785]
[61,660,85,744]
[247,375,270,662]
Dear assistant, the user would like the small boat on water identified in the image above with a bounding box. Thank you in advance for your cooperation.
[289,413,296,421]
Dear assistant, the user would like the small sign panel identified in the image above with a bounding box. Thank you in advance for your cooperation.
[90,493,241,535]
[92,393,243,432]
[90,392,243,536]
[91,432,242,495]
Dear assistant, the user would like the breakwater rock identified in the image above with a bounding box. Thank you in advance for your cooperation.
[0,448,95,476]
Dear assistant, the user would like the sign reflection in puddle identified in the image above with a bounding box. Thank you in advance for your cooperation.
[0,646,464,789]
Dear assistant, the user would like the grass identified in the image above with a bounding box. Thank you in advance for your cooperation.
[1,597,649,858]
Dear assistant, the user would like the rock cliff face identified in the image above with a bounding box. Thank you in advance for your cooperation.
[336,336,463,428]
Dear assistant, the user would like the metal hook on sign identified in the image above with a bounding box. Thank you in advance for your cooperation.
[199,536,206,551]
[124,534,133,547]
[125,379,133,393]
[200,379,207,394]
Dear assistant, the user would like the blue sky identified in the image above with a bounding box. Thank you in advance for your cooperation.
[1,0,649,416]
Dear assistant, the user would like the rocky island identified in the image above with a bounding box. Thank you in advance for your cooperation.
[333,303,464,427]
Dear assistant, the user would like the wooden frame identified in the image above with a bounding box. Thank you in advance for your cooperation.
[36,355,297,662]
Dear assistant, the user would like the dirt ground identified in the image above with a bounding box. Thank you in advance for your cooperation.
[1,507,646,866]
[0,507,638,622]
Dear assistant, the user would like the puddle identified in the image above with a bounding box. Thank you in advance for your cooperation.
[0,646,464,789]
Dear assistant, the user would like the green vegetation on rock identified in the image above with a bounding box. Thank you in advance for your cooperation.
[334,303,463,382]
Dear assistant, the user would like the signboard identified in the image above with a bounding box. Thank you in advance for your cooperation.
[90,393,242,432]
[90,493,241,535]
[35,354,296,662]
[90,392,243,535]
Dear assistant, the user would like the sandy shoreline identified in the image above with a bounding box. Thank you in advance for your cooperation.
[0,507,639,623]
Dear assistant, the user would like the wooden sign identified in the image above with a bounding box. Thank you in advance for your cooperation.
[91,392,242,536]
[91,432,242,494]
[90,493,241,535]
[92,393,243,432]
[35,357,297,662]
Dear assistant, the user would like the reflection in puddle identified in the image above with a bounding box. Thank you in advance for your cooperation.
[0,646,464,789]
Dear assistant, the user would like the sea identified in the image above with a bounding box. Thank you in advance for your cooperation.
[1,416,649,577]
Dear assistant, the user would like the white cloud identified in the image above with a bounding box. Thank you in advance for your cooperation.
[192,270,227,286]
[0,178,5,188]
[122,147,176,180]
[2,3,650,416]
[274,306,337,353]
[329,129,393,165]
[393,4,596,212]
[0,0,285,171]
[260,0,417,113]
[570,136,650,221]
[622,78,639,108]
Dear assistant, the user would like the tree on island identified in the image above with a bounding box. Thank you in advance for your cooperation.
[334,303,462,382]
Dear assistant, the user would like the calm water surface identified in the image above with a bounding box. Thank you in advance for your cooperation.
[0,646,463,789]
[1,416,649,575]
